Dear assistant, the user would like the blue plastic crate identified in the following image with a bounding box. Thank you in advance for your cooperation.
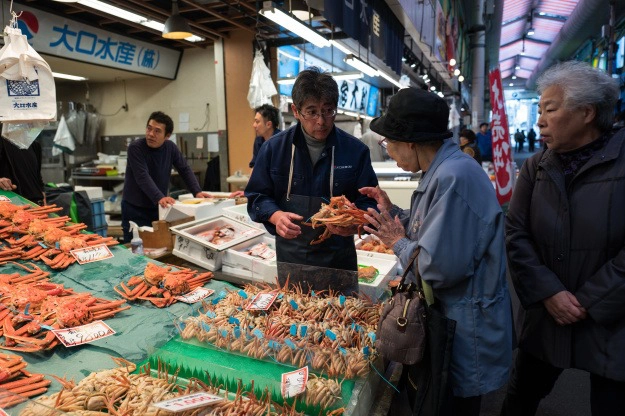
[91,199,105,215]
[94,226,107,237]
[93,212,106,228]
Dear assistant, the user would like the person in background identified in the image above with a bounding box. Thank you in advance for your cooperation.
[359,127,387,162]
[501,61,625,416]
[527,127,537,152]
[476,122,493,162]
[249,104,281,171]
[514,129,525,152]
[121,111,211,242]
[0,135,45,205]
[245,67,378,275]
[360,87,512,416]
[459,128,482,164]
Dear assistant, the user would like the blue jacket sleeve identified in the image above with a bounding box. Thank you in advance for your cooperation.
[245,142,282,234]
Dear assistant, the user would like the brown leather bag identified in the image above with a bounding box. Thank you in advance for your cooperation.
[375,248,427,365]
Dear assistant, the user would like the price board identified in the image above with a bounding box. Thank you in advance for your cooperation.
[245,292,279,311]
[52,320,115,347]
[281,366,308,398]
[152,392,223,412]
[70,243,114,264]
[174,288,214,303]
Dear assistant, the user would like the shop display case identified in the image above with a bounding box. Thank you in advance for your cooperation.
[170,215,265,271]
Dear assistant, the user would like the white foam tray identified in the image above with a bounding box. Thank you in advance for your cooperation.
[222,203,266,230]
[222,236,277,283]
[357,253,398,301]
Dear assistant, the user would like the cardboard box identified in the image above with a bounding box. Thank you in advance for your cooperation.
[139,217,194,251]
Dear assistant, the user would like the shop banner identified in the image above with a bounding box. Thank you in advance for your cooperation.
[323,0,402,73]
[488,68,514,205]
[9,4,182,79]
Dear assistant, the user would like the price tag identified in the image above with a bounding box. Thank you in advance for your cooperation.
[152,392,223,412]
[174,288,214,303]
[281,366,308,399]
[70,243,114,265]
[245,292,278,311]
[52,320,115,347]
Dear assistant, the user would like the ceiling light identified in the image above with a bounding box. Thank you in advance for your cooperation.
[289,0,313,21]
[512,75,517,80]
[377,70,403,88]
[515,64,521,70]
[330,40,352,55]
[278,71,363,84]
[458,75,465,82]
[67,0,203,42]
[260,2,330,48]
[527,27,535,36]
[52,72,87,81]
[509,83,514,86]
[430,85,436,91]
[453,68,460,76]
[344,54,378,77]
[162,0,192,39]
[449,58,456,67]
[52,0,79,2]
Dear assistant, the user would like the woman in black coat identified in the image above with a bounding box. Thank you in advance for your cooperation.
[501,61,625,416]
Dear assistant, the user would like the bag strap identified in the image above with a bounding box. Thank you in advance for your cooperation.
[396,247,424,295]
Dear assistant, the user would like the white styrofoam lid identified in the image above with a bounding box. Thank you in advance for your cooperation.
[170,215,265,251]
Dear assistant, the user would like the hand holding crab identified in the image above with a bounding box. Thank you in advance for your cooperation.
[363,205,405,250]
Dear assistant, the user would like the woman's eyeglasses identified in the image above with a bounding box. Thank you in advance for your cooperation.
[298,109,337,120]
[378,138,388,149]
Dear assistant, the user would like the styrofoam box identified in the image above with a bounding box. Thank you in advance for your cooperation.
[357,254,398,301]
[159,198,235,222]
[222,203,266,230]
[222,236,277,283]
[75,186,104,200]
[355,234,398,261]
[171,215,265,271]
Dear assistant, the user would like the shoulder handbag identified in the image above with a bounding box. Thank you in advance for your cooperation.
[375,248,427,365]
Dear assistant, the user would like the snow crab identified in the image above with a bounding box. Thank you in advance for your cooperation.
[114,262,213,307]
[303,195,369,244]
[0,353,50,408]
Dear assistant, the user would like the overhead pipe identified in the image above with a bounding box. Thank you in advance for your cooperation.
[525,0,610,90]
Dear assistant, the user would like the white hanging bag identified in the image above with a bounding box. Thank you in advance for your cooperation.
[0,17,57,123]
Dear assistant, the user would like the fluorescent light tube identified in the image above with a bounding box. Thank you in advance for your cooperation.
[260,2,330,48]
[68,0,204,42]
[377,70,402,88]
[52,72,88,81]
[344,54,378,77]
[331,71,363,81]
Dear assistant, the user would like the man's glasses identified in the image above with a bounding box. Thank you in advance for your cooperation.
[378,138,388,149]
[298,109,337,120]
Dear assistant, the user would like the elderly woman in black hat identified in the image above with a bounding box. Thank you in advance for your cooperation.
[359,88,512,416]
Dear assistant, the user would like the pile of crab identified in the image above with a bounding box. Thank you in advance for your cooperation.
[114,262,214,307]
[302,195,369,244]
[0,352,51,408]
[180,282,381,383]
[0,262,129,352]
[0,201,119,269]
[20,357,322,416]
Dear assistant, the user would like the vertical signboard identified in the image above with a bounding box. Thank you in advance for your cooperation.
[488,68,514,205]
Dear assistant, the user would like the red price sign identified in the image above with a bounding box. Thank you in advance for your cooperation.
[281,366,308,398]
[245,292,278,311]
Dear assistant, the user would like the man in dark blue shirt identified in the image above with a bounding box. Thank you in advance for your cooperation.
[476,122,493,162]
[121,111,210,242]
[249,104,281,170]
[245,68,378,291]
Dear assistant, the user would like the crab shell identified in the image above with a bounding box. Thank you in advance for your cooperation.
[161,274,190,296]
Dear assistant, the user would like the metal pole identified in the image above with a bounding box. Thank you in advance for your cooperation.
[470,0,486,126]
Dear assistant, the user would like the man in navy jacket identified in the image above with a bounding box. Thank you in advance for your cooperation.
[245,68,378,287]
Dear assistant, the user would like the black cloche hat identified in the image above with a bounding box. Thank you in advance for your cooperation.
[370,87,453,142]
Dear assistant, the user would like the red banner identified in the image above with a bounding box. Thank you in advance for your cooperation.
[488,68,514,205]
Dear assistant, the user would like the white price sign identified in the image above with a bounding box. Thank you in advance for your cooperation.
[174,288,214,303]
[70,243,114,264]
[152,392,223,412]
[52,320,115,347]
[281,366,308,398]
[245,292,278,311]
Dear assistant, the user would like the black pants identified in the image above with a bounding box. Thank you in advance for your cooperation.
[501,349,625,416]
[121,200,158,243]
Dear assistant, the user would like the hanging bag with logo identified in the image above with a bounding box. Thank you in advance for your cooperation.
[375,248,427,365]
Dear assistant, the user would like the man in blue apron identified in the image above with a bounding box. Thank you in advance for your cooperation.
[245,67,378,293]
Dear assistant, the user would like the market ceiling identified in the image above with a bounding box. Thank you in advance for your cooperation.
[14,0,625,91]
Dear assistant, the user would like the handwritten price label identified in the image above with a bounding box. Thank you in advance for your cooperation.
[52,320,115,347]
[281,366,308,398]
[174,288,214,303]
[245,292,278,311]
[152,392,223,411]
[70,244,114,264]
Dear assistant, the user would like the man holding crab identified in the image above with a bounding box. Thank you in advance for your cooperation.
[245,67,378,291]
